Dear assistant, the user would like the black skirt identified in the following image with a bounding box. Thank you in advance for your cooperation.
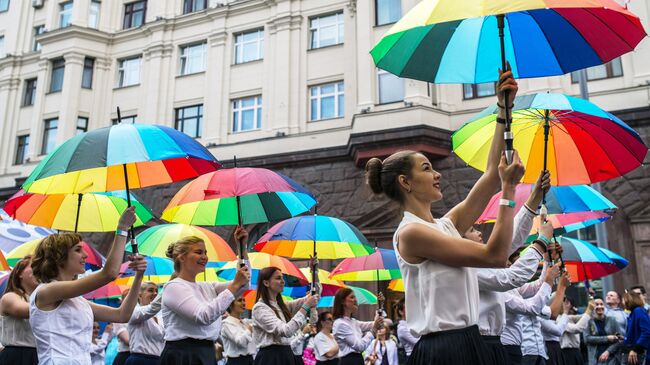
[561,348,583,365]
[0,346,38,365]
[124,353,161,365]
[315,359,338,365]
[504,345,523,365]
[407,325,488,365]
[226,354,254,365]
[159,338,215,365]
[113,351,131,365]
[545,341,565,365]
[338,352,364,365]
[481,335,508,365]
[254,345,298,365]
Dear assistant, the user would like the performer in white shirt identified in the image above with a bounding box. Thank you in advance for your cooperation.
[125,282,164,365]
[365,65,524,365]
[160,231,250,365]
[91,322,115,365]
[113,289,131,365]
[394,298,418,358]
[559,299,594,365]
[0,256,39,365]
[29,207,147,365]
[221,296,255,365]
[252,266,318,365]
[364,327,399,365]
[313,311,339,365]
[332,287,383,365]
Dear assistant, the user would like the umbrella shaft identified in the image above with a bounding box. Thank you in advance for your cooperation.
[542,112,550,204]
[74,193,83,233]
[497,14,513,164]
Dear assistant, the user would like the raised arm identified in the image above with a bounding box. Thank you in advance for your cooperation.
[252,302,308,337]
[334,319,374,353]
[221,318,252,348]
[163,280,237,325]
[476,243,544,292]
[92,263,146,323]
[446,66,518,234]
[548,272,570,320]
[129,293,162,325]
[505,283,552,316]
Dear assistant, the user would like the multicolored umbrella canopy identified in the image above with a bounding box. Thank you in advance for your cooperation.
[0,211,56,252]
[388,279,404,292]
[295,268,346,297]
[3,190,154,232]
[127,224,236,263]
[22,124,220,194]
[83,282,129,300]
[242,290,294,310]
[0,271,10,293]
[7,238,104,269]
[526,211,611,241]
[330,248,401,281]
[253,215,374,259]
[477,184,616,223]
[371,0,646,84]
[453,93,648,185]
[162,168,316,226]
[218,252,309,287]
[317,286,377,308]
[558,236,621,282]
[119,256,174,277]
[114,267,226,286]
[600,247,629,271]
[0,251,9,271]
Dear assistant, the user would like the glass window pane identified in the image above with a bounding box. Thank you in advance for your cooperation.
[321,84,335,95]
[242,44,257,63]
[319,25,337,47]
[610,58,623,77]
[338,94,344,117]
[378,72,404,103]
[587,65,607,80]
[377,0,401,25]
[256,107,262,129]
[311,99,318,121]
[242,98,254,108]
[320,96,335,119]
[0,0,8,12]
[241,110,254,131]
[476,82,496,97]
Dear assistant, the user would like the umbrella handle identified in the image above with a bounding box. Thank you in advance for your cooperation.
[497,14,514,165]
[122,163,138,254]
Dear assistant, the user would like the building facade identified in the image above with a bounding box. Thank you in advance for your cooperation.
[1,0,649,306]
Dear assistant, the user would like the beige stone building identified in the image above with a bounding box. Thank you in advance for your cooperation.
[1,0,649,305]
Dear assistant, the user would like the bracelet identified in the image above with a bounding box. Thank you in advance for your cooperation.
[116,229,128,237]
[532,239,548,253]
[499,199,516,208]
[497,102,514,110]
[301,304,311,313]
[495,117,506,125]
[523,203,538,215]
[537,235,551,245]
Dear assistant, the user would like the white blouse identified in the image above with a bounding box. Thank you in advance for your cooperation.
[162,278,243,342]
[252,299,315,349]
[128,295,164,356]
[332,317,374,358]
[90,331,114,365]
[313,332,338,361]
[396,320,419,356]
[364,339,398,365]
[0,311,36,347]
[221,315,256,358]
[112,323,129,353]
[29,283,94,365]
[393,212,480,335]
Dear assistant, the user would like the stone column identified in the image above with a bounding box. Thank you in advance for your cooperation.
[58,52,85,143]
[27,59,50,160]
[89,56,113,129]
[142,38,173,124]
[630,216,650,287]
[354,0,374,111]
[0,73,21,174]
[205,28,228,145]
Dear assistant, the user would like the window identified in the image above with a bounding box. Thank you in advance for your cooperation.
[14,135,29,165]
[0,0,8,12]
[463,82,496,99]
[112,115,138,124]
[117,56,141,87]
[183,0,206,14]
[42,118,58,155]
[376,0,401,26]
[309,82,344,121]
[232,96,262,132]
[50,58,65,92]
[571,58,623,83]
[81,57,94,88]
[59,1,73,28]
[33,25,45,52]
[378,70,404,104]
[234,29,264,64]
[0,36,5,58]
[89,1,101,29]
[76,117,88,135]
[175,105,203,138]
[179,42,206,75]
[23,78,37,106]
[123,1,146,29]
[309,12,344,49]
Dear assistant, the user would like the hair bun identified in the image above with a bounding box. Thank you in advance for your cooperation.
[365,158,384,194]
[165,243,175,259]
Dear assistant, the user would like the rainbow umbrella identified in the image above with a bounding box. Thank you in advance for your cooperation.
[317,286,377,308]
[242,289,294,310]
[254,215,374,259]
[453,93,648,186]
[330,248,401,281]
[600,247,629,271]
[114,267,226,286]
[0,251,10,271]
[7,238,104,269]
[0,211,56,252]
[293,268,346,297]
[477,184,616,223]
[119,256,174,278]
[526,211,611,241]
[558,236,621,282]
[0,271,11,294]
[388,279,404,292]
[126,224,236,263]
[218,252,309,287]
[83,282,129,300]
[4,190,153,233]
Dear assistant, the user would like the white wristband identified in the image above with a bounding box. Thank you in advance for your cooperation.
[116,229,128,237]
[499,199,516,208]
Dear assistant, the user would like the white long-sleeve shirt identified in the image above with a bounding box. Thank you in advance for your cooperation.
[364,339,398,365]
[332,317,374,358]
[541,314,570,342]
[221,315,255,358]
[559,313,591,349]
[128,294,164,356]
[396,320,419,356]
[252,298,316,349]
[162,278,244,341]
[90,331,114,365]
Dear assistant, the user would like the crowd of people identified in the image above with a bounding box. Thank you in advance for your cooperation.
[0,67,648,365]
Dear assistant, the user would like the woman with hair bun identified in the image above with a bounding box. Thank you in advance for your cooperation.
[28,206,147,365]
[0,256,39,365]
[160,226,250,365]
[365,65,525,365]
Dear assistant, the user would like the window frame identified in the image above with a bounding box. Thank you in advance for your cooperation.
[33,25,45,52]
[183,0,207,14]
[81,57,94,89]
[88,0,101,29]
[23,78,37,106]
[179,42,207,76]
[175,104,203,138]
[309,81,345,122]
[462,82,496,100]
[570,58,623,83]
[41,118,58,155]
[375,0,401,26]
[0,36,5,59]
[59,1,73,28]
[14,135,29,165]
[0,0,9,13]
[233,28,264,64]
[232,95,263,133]
[309,12,345,50]
[117,56,142,88]
[111,115,138,125]
[377,69,404,104]
[76,117,89,135]
[49,58,65,93]
[123,0,147,29]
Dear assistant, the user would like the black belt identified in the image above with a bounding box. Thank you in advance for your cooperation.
[165,338,214,347]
